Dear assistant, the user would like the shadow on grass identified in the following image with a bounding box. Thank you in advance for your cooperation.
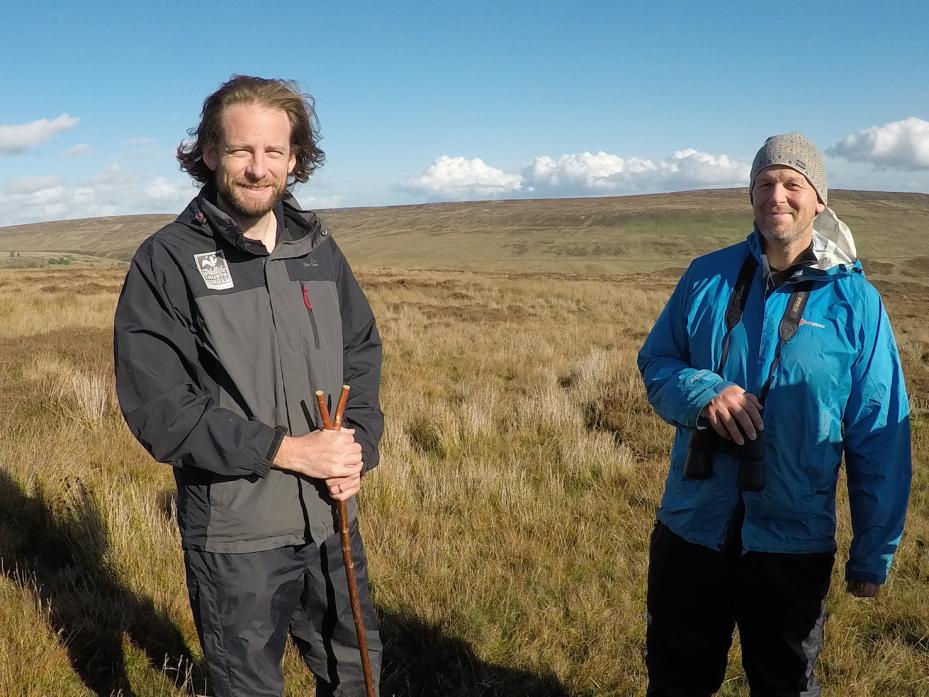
[378,611,581,697]
[1,468,579,696]
[0,469,205,696]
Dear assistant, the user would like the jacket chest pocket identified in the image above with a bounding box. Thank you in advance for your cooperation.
[292,279,341,355]
[773,320,855,406]
[286,258,342,356]
[300,282,321,349]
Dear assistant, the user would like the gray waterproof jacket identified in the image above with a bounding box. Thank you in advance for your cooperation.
[114,187,383,552]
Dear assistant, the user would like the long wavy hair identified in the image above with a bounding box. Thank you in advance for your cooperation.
[177,75,325,188]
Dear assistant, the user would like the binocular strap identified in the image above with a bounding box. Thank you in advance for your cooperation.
[717,255,759,373]
[714,253,814,406]
[758,280,814,404]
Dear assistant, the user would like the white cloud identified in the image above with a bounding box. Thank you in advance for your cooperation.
[824,154,929,194]
[5,175,64,194]
[828,117,929,170]
[524,149,749,197]
[660,149,748,185]
[31,187,67,206]
[62,143,92,159]
[0,114,80,155]
[524,151,655,192]
[144,177,192,203]
[398,155,523,200]
[397,149,749,202]
[0,166,196,227]
[0,165,353,227]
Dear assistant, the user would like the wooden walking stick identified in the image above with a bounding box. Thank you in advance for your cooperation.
[315,386,376,697]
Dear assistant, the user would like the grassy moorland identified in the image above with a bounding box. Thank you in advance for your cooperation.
[0,190,928,696]
[2,188,929,284]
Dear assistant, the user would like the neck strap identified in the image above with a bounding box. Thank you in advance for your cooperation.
[717,255,758,373]
[717,253,813,404]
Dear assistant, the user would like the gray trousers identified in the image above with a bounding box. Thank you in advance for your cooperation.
[184,520,382,697]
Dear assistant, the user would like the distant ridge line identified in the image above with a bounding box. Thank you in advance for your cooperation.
[3,188,927,231]
[1,189,927,279]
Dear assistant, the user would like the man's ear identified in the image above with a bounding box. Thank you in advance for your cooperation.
[203,147,219,172]
[816,200,826,214]
[287,151,296,175]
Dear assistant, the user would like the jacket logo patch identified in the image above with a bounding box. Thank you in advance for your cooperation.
[194,251,234,290]
[800,318,825,329]
[302,258,320,267]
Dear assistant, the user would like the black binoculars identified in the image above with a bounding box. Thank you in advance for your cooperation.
[683,427,765,491]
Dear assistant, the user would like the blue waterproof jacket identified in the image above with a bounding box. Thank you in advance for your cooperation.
[638,213,911,584]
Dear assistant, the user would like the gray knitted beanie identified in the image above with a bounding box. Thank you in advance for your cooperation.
[750,132,827,205]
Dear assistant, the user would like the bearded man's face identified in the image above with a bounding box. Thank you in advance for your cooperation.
[204,102,296,220]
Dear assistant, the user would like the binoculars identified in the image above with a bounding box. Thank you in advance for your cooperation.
[683,427,765,491]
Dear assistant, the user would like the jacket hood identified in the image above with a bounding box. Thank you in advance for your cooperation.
[749,206,860,280]
[810,206,857,269]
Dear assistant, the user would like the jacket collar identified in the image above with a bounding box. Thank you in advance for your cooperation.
[175,184,328,258]
[747,206,862,283]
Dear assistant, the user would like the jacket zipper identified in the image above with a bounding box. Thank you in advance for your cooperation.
[300,281,321,350]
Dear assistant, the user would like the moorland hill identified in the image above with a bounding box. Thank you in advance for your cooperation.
[2,188,927,288]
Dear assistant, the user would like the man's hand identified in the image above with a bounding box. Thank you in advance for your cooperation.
[703,385,764,445]
[326,472,362,502]
[847,579,881,598]
[273,429,363,483]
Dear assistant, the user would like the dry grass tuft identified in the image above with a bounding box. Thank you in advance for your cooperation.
[25,354,117,426]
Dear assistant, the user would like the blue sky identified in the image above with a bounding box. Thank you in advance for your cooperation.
[1,1,928,226]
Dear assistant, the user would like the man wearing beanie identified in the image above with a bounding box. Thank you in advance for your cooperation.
[638,133,911,696]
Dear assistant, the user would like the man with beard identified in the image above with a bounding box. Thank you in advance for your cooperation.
[114,76,383,696]
[638,133,911,696]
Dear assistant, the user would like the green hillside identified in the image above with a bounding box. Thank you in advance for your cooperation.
[2,189,927,288]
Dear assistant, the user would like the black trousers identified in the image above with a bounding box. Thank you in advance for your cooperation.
[184,520,381,697]
[645,521,833,697]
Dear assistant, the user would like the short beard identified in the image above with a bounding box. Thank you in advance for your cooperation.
[756,211,817,250]
[758,222,806,247]
[216,175,288,220]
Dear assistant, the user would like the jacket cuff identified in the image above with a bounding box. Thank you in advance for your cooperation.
[255,425,288,478]
[361,445,379,474]
[844,563,886,585]
[683,375,733,428]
